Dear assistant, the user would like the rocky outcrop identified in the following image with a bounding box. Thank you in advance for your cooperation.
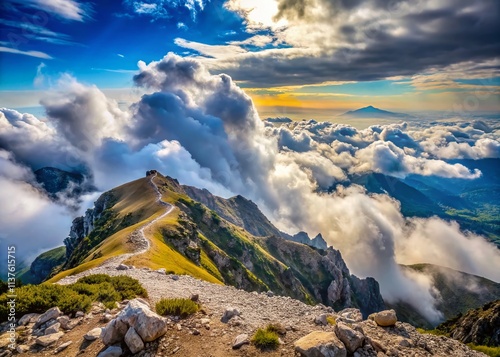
[438,299,500,346]
[283,231,328,250]
[294,331,347,357]
[101,299,168,353]
[63,191,114,260]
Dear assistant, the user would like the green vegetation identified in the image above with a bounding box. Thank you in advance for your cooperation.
[251,325,280,350]
[0,274,147,320]
[326,315,336,325]
[155,298,199,318]
[468,344,500,357]
[416,328,447,336]
[265,322,286,335]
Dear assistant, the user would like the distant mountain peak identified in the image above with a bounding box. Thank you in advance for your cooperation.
[342,105,409,118]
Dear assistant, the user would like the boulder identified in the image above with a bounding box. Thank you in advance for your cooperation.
[101,318,128,345]
[334,322,365,353]
[374,310,397,327]
[97,345,123,357]
[35,331,64,347]
[57,316,79,330]
[221,307,240,323]
[55,341,72,354]
[45,322,60,335]
[314,314,328,326]
[232,334,250,349]
[35,307,62,328]
[18,313,40,326]
[294,331,347,357]
[84,327,102,341]
[337,308,363,324]
[125,327,145,354]
[116,264,129,270]
[117,299,168,342]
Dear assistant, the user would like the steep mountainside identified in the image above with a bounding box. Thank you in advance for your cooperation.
[437,300,500,347]
[393,264,500,328]
[41,173,385,317]
[18,246,66,284]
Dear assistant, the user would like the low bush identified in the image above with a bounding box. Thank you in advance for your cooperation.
[251,324,280,350]
[0,274,147,321]
[326,315,336,325]
[468,344,500,357]
[156,298,199,318]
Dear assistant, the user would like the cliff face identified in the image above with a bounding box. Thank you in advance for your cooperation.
[438,300,500,346]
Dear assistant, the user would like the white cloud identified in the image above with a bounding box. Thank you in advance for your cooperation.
[22,0,90,21]
[0,46,53,59]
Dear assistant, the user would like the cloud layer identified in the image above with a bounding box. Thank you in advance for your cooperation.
[1,54,499,323]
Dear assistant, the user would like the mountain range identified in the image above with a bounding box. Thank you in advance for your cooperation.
[18,169,500,330]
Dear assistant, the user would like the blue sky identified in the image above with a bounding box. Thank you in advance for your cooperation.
[1,0,499,114]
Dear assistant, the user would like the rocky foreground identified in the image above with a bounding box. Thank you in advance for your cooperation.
[0,264,485,357]
[0,265,488,356]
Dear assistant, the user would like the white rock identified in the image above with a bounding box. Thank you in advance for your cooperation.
[84,327,102,341]
[101,318,128,345]
[54,341,72,354]
[232,334,249,349]
[125,326,145,354]
[35,331,64,347]
[35,307,62,328]
[118,299,168,342]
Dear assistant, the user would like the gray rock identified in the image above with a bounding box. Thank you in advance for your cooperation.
[45,322,60,335]
[117,299,168,342]
[35,307,62,328]
[97,345,123,357]
[116,263,129,270]
[54,341,72,354]
[314,314,328,326]
[18,313,40,326]
[221,307,240,323]
[334,322,365,353]
[101,318,128,345]
[374,310,397,327]
[75,311,85,318]
[232,334,249,349]
[84,327,102,341]
[125,327,145,354]
[57,316,80,330]
[338,308,363,323]
[294,331,347,357]
[35,331,64,347]
[171,275,179,281]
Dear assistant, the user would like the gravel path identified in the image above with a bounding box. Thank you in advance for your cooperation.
[77,173,174,270]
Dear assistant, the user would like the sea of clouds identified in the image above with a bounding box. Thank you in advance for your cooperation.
[1,54,499,323]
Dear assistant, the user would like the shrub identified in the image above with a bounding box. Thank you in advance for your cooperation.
[109,275,148,299]
[265,322,286,335]
[156,298,199,318]
[251,326,280,350]
[0,274,147,322]
[326,316,336,325]
[468,344,500,357]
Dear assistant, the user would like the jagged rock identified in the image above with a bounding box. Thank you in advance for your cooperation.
[101,318,128,345]
[97,345,123,357]
[221,307,240,323]
[117,299,168,342]
[337,308,363,324]
[373,310,397,327]
[54,341,72,353]
[45,322,60,335]
[125,327,145,354]
[35,307,62,328]
[334,322,365,353]
[18,313,40,326]
[35,331,64,347]
[84,327,102,341]
[57,316,79,330]
[294,331,347,357]
[232,334,249,349]
[314,314,328,326]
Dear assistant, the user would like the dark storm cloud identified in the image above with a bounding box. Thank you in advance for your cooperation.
[216,0,500,87]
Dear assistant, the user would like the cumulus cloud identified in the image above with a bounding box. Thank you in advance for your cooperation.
[1,54,499,323]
